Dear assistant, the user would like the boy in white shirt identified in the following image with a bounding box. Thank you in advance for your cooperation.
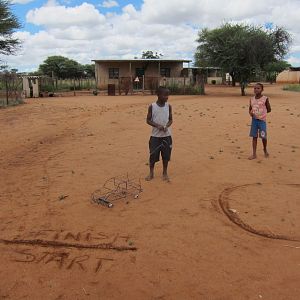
[146,86,173,181]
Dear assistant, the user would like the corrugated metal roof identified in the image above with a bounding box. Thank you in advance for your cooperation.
[183,67,221,69]
[92,59,191,63]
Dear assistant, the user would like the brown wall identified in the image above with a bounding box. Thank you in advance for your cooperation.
[276,70,300,83]
[95,61,184,89]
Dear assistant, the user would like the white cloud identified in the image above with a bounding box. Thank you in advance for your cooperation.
[11,0,34,4]
[26,2,106,28]
[139,0,282,26]
[100,0,119,8]
[122,4,138,18]
[5,0,300,71]
[44,0,59,7]
[48,24,111,40]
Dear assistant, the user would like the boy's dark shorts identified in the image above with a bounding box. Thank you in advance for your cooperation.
[250,118,267,139]
[149,136,172,164]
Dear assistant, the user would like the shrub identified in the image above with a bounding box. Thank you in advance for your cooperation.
[167,83,204,95]
[0,97,24,108]
[283,84,300,92]
[167,83,181,94]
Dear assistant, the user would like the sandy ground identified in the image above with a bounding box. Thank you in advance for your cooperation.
[0,84,299,300]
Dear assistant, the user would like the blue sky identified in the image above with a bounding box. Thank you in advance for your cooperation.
[4,0,300,71]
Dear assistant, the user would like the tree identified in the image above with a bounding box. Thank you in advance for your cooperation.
[138,51,163,75]
[0,0,21,56]
[82,64,95,78]
[38,56,84,79]
[195,23,292,95]
[264,60,291,83]
[141,50,163,59]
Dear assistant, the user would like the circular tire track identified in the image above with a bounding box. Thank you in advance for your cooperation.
[218,183,300,242]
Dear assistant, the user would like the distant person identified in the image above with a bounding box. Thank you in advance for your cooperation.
[248,83,271,160]
[146,86,173,181]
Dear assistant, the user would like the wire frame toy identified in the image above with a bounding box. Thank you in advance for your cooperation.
[91,174,142,208]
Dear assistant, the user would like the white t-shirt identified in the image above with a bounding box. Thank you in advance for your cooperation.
[151,102,171,137]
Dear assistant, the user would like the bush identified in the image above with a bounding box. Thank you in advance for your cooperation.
[185,85,204,95]
[283,84,300,92]
[0,98,24,108]
[40,78,96,93]
[211,80,216,85]
[167,83,181,94]
[167,83,204,95]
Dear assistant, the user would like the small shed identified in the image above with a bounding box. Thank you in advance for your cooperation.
[22,76,40,98]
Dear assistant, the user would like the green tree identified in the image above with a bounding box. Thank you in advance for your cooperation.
[264,60,291,83]
[82,64,95,78]
[0,0,21,56]
[38,56,84,78]
[195,23,292,95]
[141,50,163,59]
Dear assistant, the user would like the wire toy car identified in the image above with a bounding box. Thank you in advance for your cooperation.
[91,174,142,208]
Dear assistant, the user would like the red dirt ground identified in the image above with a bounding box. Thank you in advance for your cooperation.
[0,84,299,299]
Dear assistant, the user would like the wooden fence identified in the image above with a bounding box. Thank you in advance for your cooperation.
[0,73,23,106]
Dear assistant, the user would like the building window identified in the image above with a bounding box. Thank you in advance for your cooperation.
[109,68,119,79]
[160,68,170,77]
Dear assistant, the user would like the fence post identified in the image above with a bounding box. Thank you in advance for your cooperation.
[5,75,9,105]
[73,78,76,96]
[183,75,186,95]
[142,75,145,95]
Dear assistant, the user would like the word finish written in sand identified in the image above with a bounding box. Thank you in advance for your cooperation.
[1,229,136,273]
[2,229,135,248]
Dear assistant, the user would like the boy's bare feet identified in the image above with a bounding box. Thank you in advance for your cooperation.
[264,151,269,158]
[145,174,154,181]
[248,155,257,160]
[162,174,170,182]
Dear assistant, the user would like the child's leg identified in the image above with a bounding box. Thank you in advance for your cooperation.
[249,118,258,160]
[249,137,258,160]
[145,162,155,181]
[262,139,269,157]
[146,137,161,181]
[259,121,269,158]
[162,160,169,181]
[161,136,172,181]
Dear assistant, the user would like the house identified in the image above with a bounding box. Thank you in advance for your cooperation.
[92,59,191,92]
[276,67,300,84]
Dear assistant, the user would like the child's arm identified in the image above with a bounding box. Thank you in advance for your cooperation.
[163,105,173,131]
[146,105,164,130]
[249,100,254,117]
[266,98,271,113]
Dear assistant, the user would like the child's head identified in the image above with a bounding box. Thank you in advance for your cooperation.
[254,83,264,96]
[157,86,169,103]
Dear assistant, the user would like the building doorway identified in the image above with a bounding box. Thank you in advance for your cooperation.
[134,68,144,90]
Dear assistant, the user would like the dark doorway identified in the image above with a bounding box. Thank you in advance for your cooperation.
[134,68,144,90]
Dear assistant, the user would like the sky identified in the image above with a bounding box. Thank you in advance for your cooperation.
[3,0,300,72]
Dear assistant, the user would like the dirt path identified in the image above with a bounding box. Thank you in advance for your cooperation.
[0,84,299,299]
